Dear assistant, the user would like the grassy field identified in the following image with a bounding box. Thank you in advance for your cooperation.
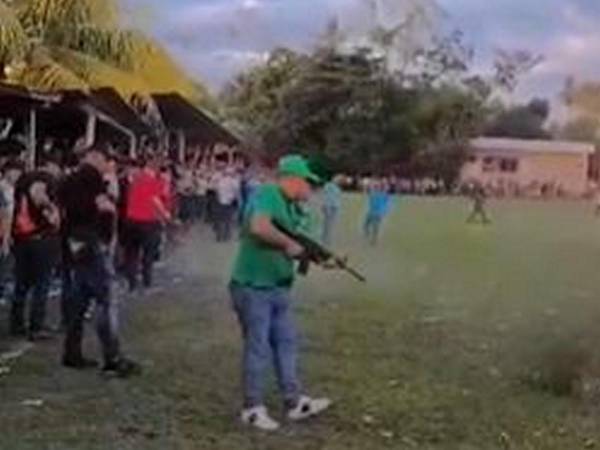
[3,195,600,449]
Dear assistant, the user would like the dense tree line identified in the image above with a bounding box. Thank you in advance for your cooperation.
[222,37,539,184]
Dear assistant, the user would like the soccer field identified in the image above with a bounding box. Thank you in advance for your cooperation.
[2,196,600,450]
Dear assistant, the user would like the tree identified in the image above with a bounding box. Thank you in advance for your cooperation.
[221,1,533,183]
[221,48,308,147]
[223,43,487,181]
[484,98,550,139]
[0,0,210,106]
[493,49,544,92]
[558,116,599,143]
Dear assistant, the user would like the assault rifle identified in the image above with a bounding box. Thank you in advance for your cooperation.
[273,221,367,283]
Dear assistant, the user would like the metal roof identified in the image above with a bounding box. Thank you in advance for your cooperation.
[471,137,596,155]
[152,93,240,146]
[0,82,60,110]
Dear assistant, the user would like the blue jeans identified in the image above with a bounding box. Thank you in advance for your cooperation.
[64,245,120,365]
[364,214,383,245]
[229,284,301,408]
[321,207,338,246]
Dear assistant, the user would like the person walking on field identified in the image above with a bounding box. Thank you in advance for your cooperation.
[123,156,171,292]
[466,183,491,225]
[229,155,331,431]
[321,176,342,245]
[363,179,392,246]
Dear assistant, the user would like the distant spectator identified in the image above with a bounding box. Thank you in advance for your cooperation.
[363,179,392,246]
[321,176,342,245]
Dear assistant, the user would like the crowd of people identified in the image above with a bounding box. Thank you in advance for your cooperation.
[0,145,263,378]
[0,147,402,430]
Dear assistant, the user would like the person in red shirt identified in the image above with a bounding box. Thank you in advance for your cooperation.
[123,156,171,292]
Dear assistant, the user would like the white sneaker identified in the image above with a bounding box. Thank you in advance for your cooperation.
[240,406,280,431]
[287,396,332,421]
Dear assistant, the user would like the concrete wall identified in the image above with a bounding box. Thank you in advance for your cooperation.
[461,152,590,196]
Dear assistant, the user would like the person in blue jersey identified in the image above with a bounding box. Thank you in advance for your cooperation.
[363,178,392,246]
[320,176,342,245]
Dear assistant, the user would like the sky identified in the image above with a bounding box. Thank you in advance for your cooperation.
[123,0,600,109]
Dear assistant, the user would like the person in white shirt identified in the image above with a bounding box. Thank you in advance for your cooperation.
[0,161,22,305]
[192,169,209,222]
[176,164,195,225]
[205,168,222,227]
[214,167,240,242]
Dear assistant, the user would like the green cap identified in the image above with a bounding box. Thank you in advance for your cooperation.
[278,155,321,184]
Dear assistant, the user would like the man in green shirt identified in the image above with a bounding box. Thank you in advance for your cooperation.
[230,155,331,431]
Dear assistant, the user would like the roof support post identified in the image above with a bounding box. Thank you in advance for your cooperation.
[27,108,37,169]
[177,129,185,163]
[84,111,97,148]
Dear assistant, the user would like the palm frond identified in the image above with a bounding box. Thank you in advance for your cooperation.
[0,1,28,65]
[17,0,119,36]
[8,46,87,91]
[49,46,150,98]
[132,41,212,106]
[58,25,151,70]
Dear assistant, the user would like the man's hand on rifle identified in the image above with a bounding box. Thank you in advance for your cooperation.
[284,240,304,259]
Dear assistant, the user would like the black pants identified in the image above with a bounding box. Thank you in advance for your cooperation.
[10,237,58,335]
[63,246,120,365]
[192,195,206,222]
[214,203,236,242]
[123,221,162,290]
[60,236,74,329]
[178,195,194,223]
[205,191,217,225]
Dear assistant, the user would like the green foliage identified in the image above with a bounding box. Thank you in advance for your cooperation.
[0,1,28,65]
[558,116,599,143]
[484,98,550,140]
[223,43,488,183]
[0,0,211,107]
[221,1,542,181]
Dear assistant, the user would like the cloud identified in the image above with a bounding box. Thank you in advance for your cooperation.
[125,0,600,104]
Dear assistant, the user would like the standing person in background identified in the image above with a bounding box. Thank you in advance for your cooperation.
[192,166,209,224]
[206,165,222,227]
[594,186,600,217]
[239,168,264,225]
[123,156,171,293]
[214,167,240,242]
[159,163,177,253]
[10,158,61,341]
[466,183,491,225]
[363,179,392,246]
[230,155,331,431]
[321,176,342,246]
[61,147,139,376]
[176,161,195,229]
[0,162,23,306]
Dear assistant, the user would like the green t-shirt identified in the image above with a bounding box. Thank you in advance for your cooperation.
[231,184,306,288]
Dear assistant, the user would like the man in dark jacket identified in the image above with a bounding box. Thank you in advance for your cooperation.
[61,147,139,377]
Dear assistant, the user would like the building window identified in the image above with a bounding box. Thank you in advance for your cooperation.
[482,156,496,172]
[499,158,519,173]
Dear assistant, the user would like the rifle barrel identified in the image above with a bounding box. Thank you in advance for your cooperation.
[344,266,367,283]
